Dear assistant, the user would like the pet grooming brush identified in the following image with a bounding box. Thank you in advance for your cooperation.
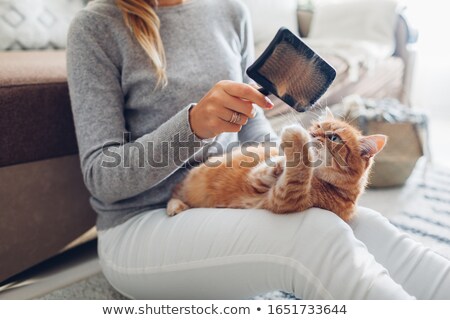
[247,27,336,112]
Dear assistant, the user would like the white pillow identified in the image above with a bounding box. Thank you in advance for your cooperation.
[239,0,299,56]
[308,0,400,57]
[0,0,85,50]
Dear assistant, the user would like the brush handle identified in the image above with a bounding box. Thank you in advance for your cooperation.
[258,87,270,96]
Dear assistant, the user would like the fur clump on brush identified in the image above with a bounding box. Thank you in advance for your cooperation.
[167,108,387,222]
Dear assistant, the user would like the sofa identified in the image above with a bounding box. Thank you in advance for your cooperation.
[0,1,418,283]
[250,0,418,123]
[0,51,97,283]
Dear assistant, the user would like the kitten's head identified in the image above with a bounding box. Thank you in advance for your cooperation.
[309,107,387,186]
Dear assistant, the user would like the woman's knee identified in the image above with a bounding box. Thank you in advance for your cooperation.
[297,208,355,239]
[280,208,363,261]
[278,209,408,299]
[356,206,385,220]
[349,206,390,234]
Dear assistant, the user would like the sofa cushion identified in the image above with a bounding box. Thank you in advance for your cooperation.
[0,50,67,86]
[308,0,400,58]
[0,0,85,50]
[323,55,404,105]
[240,0,299,56]
[0,51,78,167]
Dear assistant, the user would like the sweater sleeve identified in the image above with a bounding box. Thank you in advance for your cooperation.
[236,5,278,144]
[67,13,206,205]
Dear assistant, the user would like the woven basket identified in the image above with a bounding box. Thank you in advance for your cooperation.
[332,95,428,188]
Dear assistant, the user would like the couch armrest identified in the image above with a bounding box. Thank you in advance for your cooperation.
[297,9,313,38]
[297,8,419,50]
[394,9,419,104]
[394,9,419,58]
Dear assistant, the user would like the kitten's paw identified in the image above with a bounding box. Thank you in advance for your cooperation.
[167,198,190,216]
[250,157,284,193]
[281,125,310,149]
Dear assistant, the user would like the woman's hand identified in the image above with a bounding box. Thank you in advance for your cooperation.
[189,80,274,139]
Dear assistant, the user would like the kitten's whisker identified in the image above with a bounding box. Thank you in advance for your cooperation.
[275,110,293,126]
[286,108,307,128]
[309,108,323,122]
[269,106,301,135]
[274,105,299,126]
[345,113,361,125]
[333,110,346,120]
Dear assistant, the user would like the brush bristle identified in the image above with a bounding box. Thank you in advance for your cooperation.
[259,41,329,111]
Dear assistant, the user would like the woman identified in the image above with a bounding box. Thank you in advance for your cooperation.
[67,0,450,299]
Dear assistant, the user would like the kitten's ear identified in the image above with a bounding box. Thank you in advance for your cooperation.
[324,107,334,121]
[360,135,387,159]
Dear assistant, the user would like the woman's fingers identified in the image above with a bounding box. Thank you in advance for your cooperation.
[218,119,243,133]
[221,95,255,118]
[216,107,249,125]
[220,81,274,110]
[189,80,274,139]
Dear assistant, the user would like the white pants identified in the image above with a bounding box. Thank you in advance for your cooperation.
[98,207,450,299]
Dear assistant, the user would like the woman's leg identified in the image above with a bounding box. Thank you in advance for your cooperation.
[349,207,450,299]
[98,207,413,299]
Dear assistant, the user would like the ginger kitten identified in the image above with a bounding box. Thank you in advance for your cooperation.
[167,108,387,221]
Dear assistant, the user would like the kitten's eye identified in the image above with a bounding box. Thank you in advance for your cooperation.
[327,133,343,143]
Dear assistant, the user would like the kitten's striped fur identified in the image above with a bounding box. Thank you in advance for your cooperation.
[167,108,386,221]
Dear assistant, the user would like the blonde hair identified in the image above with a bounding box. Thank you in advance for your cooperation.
[116,0,167,87]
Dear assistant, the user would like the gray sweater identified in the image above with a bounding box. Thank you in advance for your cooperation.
[67,0,276,230]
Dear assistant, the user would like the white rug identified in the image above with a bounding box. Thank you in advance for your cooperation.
[389,161,450,259]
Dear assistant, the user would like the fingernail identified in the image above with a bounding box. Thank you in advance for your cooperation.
[265,96,274,109]
[251,106,257,118]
